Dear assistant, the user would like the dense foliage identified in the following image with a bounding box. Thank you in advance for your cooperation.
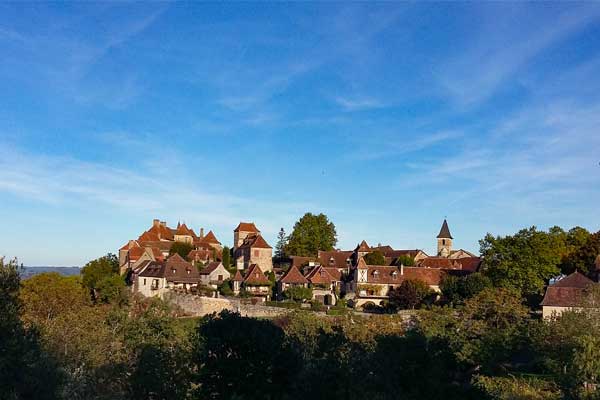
[363,250,385,265]
[169,242,194,259]
[285,213,337,257]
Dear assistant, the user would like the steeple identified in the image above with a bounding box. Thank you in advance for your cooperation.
[436,219,453,257]
[437,219,453,239]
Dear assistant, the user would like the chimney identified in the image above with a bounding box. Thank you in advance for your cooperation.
[200,228,204,238]
[153,219,160,227]
[161,221,166,227]
[400,263,404,276]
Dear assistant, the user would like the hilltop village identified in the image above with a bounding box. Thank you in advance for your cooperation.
[118,218,484,309]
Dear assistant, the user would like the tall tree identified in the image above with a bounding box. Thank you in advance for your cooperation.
[275,228,288,259]
[479,227,564,297]
[563,230,599,275]
[169,242,193,259]
[222,246,231,269]
[0,258,61,399]
[285,213,337,257]
[363,251,385,265]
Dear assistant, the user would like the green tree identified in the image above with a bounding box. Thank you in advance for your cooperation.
[81,253,120,302]
[222,245,231,268]
[479,227,564,297]
[440,272,492,305]
[394,255,415,266]
[285,213,337,257]
[275,228,288,259]
[389,279,433,310]
[563,230,600,275]
[363,251,385,265]
[169,242,193,259]
[0,258,61,400]
[283,286,313,302]
[192,311,299,399]
[96,274,127,304]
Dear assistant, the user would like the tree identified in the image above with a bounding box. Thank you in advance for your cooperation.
[440,272,492,305]
[222,245,231,269]
[283,286,312,302]
[479,227,564,298]
[275,228,288,259]
[0,258,61,399]
[192,311,299,399]
[81,253,120,302]
[389,279,433,310]
[563,230,600,275]
[285,213,337,257]
[169,242,193,259]
[394,255,415,266]
[363,251,385,265]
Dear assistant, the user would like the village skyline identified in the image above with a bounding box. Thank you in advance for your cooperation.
[1,3,600,266]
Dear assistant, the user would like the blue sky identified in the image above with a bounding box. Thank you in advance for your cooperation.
[1,3,599,266]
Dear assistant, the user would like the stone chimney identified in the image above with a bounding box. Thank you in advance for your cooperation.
[400,263,404,276]
[199,228,204,238]
[153,219,160,227]
[161,221,166,227]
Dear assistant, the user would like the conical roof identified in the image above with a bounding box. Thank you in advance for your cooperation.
[437,219,453,239]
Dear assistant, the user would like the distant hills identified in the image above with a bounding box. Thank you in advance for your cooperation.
[21,266,81,279]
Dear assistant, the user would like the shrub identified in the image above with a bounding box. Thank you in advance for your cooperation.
[282,286,312,302]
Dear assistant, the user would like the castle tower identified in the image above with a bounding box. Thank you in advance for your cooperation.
[437,219,453,257]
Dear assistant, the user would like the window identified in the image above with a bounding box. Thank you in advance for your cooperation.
[144,278,147,285]
[218,275,223,281]
[329,257,335,265]
[254,250,260,257]
[392,271,398,280]
[442,239,446,245]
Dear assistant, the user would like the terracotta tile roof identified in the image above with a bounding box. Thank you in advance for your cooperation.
[437,219,453,239]
[290,256,317,268]
[323,267,342,281]
[456,257,482,272]
[243,264,270,285]
[128,246,146,261]
[120,240,140,251]
[147,223,174,241]
[138,241,173,252]
[363,265,445,286]
[164,254,201,283]
[384,249,422,259]
[199,261,223,275]
[139,231,161,242]
[415,256,462,269]
[234,222,260,233]
[175,223,195,237]
[232,270,244,282]
[201,230,221,244]
[239,233,272,249]
[318,250,354,269]
[355,240,371,252]
[188,249,211,262]
[279,265,309,284]
[306,265,335,285]
[541,272,595,307]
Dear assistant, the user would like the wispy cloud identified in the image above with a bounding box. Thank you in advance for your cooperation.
[437,4,600,108]
[333,96,384,112]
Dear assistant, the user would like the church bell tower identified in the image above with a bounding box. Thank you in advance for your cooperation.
[437,219,453,257]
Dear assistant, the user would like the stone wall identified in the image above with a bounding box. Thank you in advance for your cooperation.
[167,292,289,318]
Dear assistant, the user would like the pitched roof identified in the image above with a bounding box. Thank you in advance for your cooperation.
[175,223,195,237]
[323,267,342,281]
[188,249,211,261]
[363,265,445,286]
[138,261,166,278]
[415,256,480,271]
[279,265,309,284]
[146,223,174,241]
[138,241,173,252]
[306,265,335,285]
[437,219,453,239]
[243,264,271,285]
[239,233,272,249]
[541,272,595,307]
[318,250,354,269]
[139,231,161,242]
[164,254,200,283]
[290,256,317,268]
[199,261,224,275]
[232,270,244,282]
[234,222,260,233]
[120,240,140,251]
[355,240,371,252]
[201,230,221,244]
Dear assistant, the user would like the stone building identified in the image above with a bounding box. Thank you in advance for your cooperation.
[198,261,230,288]
[541,271,597,318]
[437,219,453,257]
[241,264,272,300]
[233,222,273,272]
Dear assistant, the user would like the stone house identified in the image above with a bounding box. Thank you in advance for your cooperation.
[232,270,244,295]
[277,265,309,299]
[242,264,272,301]
[305,265,338,306]
[198,261,230,288]
[137,261,168,298]
[540,271,596,319]
[233,223,273,272]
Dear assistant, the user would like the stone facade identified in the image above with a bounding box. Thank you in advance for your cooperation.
[167,292,289,318]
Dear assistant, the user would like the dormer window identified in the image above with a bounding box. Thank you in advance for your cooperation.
[373,270,380,279]
[392,271,398,279]
[329,257,335,265]
[172,269,176,274]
